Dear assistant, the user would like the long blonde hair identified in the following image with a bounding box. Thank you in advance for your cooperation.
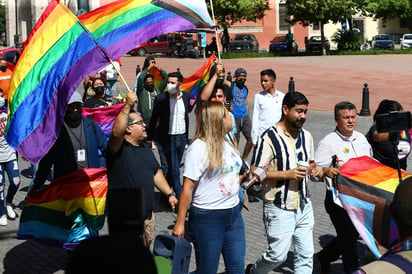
[194,101,227,170]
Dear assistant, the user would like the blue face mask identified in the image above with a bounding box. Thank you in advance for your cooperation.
[0,97,5,108]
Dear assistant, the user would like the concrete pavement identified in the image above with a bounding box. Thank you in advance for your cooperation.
[1,54,412,273]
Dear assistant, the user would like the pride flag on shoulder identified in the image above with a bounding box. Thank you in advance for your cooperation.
[336,156,411,258]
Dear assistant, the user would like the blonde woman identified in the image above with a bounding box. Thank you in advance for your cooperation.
[173,101,245,273]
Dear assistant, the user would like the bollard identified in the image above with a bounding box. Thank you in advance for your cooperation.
[177,68,180,74]
[288,76,295,93]
[136,64,140,76]
[359,83,371,116]
[227,71,232,83]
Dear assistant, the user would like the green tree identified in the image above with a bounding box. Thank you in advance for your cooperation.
[0,5,5,31]
[286,0,363,55]
[363,0,411,31]
[207,0,270,52]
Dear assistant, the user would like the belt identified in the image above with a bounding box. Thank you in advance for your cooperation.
[169,133,186,137]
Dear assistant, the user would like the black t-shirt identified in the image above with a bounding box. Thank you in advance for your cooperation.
[106,141,160,216]
[367,124,411,169]
[84,96,110,108]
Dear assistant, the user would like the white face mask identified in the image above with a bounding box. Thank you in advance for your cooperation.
[167,83,178,95]
[0,97,5,108]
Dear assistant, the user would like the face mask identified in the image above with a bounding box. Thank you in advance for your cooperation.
[65,108,82,122]
[145,84,154,92]
[0,97,5,108]
[0,65,6,72]
[216,79,224,86]
[94,86,105,96]
[236,79,246,87]
[167,83,178,95]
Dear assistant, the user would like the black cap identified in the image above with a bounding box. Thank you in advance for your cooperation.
[234,68,247,77]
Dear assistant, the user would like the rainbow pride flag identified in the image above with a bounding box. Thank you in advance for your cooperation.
[181,53,216,98]
[82,103,125,138]
[78,0,214,62]
[18,168,108,250]
[335,156,411,258]
[6,0,213,163]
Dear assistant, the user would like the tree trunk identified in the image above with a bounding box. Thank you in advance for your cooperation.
[321,22,326,56]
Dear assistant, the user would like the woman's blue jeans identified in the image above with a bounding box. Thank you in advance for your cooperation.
[189,204,245,274]
[0,159,20,216]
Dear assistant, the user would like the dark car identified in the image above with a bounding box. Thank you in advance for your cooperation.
[371,34,394,50]
[305,36,330,52]
[127,34,185,56]
[269,35,298,53]
[229,34,259,52]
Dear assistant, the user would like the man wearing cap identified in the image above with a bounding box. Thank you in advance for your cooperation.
[232,68,253,160]
[251,69,285,146]
[32,92,107,189]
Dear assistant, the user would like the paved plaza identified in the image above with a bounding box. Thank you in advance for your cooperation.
[1,54,412,273]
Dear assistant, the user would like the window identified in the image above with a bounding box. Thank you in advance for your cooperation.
[278,3,289,32]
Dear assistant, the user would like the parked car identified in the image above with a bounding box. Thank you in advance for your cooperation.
[400,34,412,49]
[228,34,259,52]
[305,36,330,52]
[127,33,185,56]
[371,34,394,50]
[269,35,298,53]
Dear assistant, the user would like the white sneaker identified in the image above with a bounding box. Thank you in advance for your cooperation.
[0,215,7,226]
[6,204,16,220]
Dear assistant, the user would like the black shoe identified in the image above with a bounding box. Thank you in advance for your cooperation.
[315,253,330,274]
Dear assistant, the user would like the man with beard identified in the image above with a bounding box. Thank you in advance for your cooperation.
[315,101,372,273]
[246,91,323,274]
[135,58,167,125]
[32,92,107,189]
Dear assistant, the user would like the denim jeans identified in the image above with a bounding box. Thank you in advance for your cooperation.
[162,135,186,198]
[250,201,314,274]
[0,159,20,216]
[155,141,168,176]
[189,204,245,274]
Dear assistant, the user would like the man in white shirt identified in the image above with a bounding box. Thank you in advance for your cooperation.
[147,72,191,198]
[315,101,373,273]
[251,69,285,145]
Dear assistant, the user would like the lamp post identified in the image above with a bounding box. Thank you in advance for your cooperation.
[14,0,19,45]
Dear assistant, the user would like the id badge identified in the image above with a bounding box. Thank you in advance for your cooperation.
[77,149,86,162]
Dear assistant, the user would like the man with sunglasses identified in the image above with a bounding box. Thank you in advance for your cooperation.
[106,90,178,247]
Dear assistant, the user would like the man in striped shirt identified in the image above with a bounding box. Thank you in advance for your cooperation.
[246,91,323,274]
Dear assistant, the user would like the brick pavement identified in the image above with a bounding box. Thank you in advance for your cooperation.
[1,54,412,273]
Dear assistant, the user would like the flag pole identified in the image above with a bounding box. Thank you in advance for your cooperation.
[64,4,132,92]
[209,0,221,61]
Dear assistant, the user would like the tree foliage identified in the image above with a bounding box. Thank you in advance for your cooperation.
[332,29,362,50]
[0,5,5,31]
[208,0,270,29]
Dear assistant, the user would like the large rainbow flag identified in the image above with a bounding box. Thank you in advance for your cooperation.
[335,156,411,258]
[18,168,107,250]
[5,0,213,163]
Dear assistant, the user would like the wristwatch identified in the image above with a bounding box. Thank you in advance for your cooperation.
[167,191,176,199]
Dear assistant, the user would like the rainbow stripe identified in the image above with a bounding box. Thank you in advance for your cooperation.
[18,168,107,250]
[5,0,213,163]
[336,156,411,258]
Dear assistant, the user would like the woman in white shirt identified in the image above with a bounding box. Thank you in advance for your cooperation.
[173,101,245,274]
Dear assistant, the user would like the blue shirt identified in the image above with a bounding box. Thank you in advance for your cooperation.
[231,84,248,119]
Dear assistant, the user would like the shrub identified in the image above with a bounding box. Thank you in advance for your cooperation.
[332,29,362,51]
